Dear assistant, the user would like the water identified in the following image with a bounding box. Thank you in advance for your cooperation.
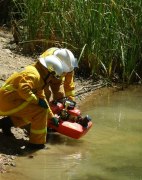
[1,86,142,180]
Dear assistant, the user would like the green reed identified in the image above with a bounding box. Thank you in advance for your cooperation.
[11,0,142,83]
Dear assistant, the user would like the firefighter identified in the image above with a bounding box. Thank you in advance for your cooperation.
[40,47,78,101]
[0,55,67,149]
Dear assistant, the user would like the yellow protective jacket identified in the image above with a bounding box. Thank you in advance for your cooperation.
[40,48,75,101]
[0,62,54,144]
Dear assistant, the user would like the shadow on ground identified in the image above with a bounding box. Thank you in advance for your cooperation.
[0,133,28,155]
[0,129,84,156]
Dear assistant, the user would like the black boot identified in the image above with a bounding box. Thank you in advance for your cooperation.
[0,117,14,136]
[27,143,45,150]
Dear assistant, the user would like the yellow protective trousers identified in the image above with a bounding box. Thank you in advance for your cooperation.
[10,104,48,144]
[0,87,48,144]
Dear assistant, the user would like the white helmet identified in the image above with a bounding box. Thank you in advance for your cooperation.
[39,55,64,76]
[54,48,78,72]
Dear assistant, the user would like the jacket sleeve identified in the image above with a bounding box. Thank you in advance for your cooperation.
[49,77,65,100]
[64,71,75,100]
[17,73,40,104]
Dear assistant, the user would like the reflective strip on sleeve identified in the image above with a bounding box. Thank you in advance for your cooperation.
[0,101,31,116]
[1,84,16,91]
[65,90,75,97]
[0,84,38,116]
[2,84,38,103]
[23,118,30,124]
[31,128,47,134]
[26,94,38,102]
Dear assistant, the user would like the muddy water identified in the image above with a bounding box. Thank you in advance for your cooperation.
[1,86,142,180]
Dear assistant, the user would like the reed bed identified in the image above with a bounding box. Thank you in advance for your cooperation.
[11,0,142,83]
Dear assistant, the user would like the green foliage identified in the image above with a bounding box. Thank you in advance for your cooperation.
[11,0,142,83]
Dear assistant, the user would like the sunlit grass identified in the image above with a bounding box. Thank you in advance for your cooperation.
[11,0,142,83]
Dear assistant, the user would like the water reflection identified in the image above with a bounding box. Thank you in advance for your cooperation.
[1,86,142,180]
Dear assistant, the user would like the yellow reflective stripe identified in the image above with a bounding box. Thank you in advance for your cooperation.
[0,99,49,116]
[0,101,30,116]
[31,128,47,134]
[0,84,39,116]
[26,94,38,102]
[65,90,75,97]
[2,84,38,103]
[1,84,16,91]
[23,118,30,124]
[62,77,65,81]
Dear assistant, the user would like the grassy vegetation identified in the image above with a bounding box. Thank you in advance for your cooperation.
[11,0,142,83]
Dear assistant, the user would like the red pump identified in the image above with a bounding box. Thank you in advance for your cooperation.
[48,98,93,139]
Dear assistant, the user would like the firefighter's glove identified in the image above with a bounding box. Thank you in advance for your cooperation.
[51,117,59,127]
[38,98,48,109]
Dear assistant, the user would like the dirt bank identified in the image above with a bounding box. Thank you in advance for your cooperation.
[0,27,110,173]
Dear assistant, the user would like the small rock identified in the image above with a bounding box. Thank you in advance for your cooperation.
[28,155,34,159]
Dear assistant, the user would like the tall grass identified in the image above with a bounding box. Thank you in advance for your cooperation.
[11,0,142,83]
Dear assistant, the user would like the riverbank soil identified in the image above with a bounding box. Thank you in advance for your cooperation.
[0,27,114,173]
